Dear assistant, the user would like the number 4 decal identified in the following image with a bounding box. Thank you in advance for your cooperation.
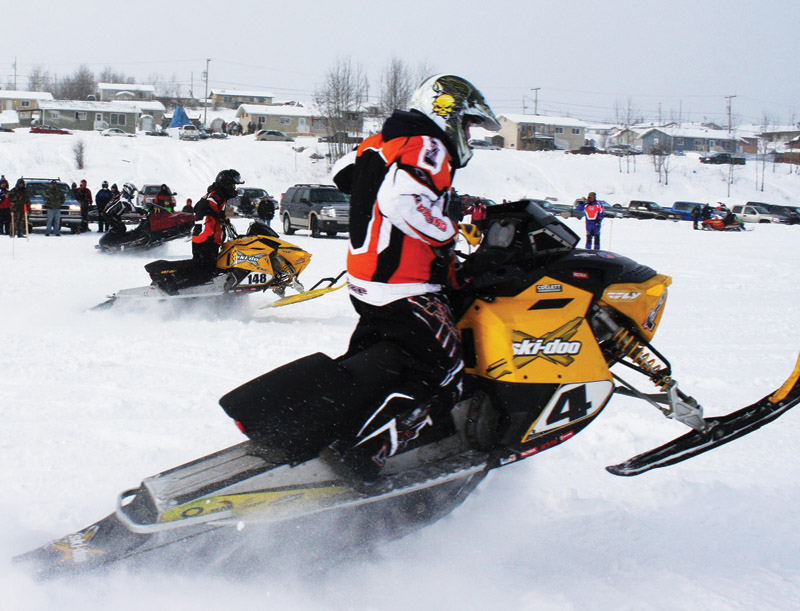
[523,381,613,442]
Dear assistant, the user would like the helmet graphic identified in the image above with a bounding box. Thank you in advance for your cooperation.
[122,182,137,199]
[409,74,500,168]
[214,169,244,199]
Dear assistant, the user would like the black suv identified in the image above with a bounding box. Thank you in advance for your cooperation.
[280,184,350,237]
[25,178,84,232]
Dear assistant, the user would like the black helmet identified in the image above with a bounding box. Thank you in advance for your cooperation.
[102,180,109,188]
[214,169,244,198]
[122,182,137,199]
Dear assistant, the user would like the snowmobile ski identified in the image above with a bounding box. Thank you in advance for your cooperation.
[262,270,346,308]
[608,352,800,476]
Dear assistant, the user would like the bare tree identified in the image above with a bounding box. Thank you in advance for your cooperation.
[54,65,96,100]
[378,57,415,118]
[27,65,54,92]
[97,67,135,85]
[314,56,369,161]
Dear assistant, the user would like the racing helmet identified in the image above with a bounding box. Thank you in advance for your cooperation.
[214,169,244,199]
[122,182,137,199]
[409,74,500,169]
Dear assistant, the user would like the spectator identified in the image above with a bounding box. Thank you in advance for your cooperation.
[691,204,701,230]
[95,181,113,232]
[182,198,194,214]
[574,191,604,250]
[44,180,65,236]
[8,178,30,238]
[701,203,712,221]
[257,195,275,227]
[0,177,10,236]
[74,179,93,232]
[154,184,175,211]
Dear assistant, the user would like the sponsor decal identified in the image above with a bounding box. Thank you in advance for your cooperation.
[52,525,105,564]
[499,454,518,466]
[605,290,642,302]
[536,283,563,293]
[233,252,267,266]
[347,282,367,296]
[521,430,577,457]
[644,288,668,330]
[415,200,448,231]
[511,317,583,368]
[572,271,590,279]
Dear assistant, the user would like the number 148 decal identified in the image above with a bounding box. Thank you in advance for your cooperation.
[522,381,613,443]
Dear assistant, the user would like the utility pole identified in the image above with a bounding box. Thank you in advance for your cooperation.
[203,58,210,127]
[531,87,540,115]
[725,94,736,133]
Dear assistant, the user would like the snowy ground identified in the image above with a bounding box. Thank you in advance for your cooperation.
[2,130,800,610]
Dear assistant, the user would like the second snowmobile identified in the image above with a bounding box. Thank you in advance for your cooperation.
[95,220,344,309]
[20,200,800,578]
[96,207,195,253]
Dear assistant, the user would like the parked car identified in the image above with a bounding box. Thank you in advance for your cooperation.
[30,125,71,135]
[137,184,176,211]
[255,129,293,142]
[101,128,135,137]
[279,184,350,237]
[730,203,785,224]
[523,198,572,218]
[25,178,83,232]
[669,201,707,221]
[570,145,604,155]
[178,125,200,141]
[606,144,642,156]
[468,139,501,150]
[145,130,169,137]
[230,187,277,217]
[700,152,745,165]
[624,200,681,221]
[571,199,621,219]
[755,202,800,225]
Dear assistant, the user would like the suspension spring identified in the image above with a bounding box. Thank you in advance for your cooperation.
[610,327,668,387]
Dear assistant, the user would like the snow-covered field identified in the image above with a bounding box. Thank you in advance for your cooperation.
[2,130,800,610]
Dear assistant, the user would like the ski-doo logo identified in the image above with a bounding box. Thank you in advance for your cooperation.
[536,284,562,293]
[511,317,583,368]
[52,524,105,564]
[233,252,267,266]
[605,291,641,301]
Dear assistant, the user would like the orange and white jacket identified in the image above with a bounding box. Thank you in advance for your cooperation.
[333,110,458,306]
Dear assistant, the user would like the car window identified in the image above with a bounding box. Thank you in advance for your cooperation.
[310,189,349,203]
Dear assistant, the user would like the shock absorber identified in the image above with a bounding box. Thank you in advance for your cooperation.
[609,327,668,387]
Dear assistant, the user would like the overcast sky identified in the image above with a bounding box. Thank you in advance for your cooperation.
[3,0,798,127]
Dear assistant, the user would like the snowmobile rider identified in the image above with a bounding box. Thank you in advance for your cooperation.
[103,182,138,236]
[189,169,242,280]
[328,74,500,484]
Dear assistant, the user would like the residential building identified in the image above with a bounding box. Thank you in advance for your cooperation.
[24,100,139,133]
[498,114,588,150]
[0,90,54,112]
[638,124,742,154]
[211,89,275,110]
[235,104,324,136]
[97,83,156,101]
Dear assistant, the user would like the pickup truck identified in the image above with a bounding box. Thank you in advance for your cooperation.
[624,200,682,221]
[700,152,746,165]
[730,203,786,224]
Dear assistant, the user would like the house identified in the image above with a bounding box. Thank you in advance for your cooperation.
[638,124,741,154]
[497,114,588,151]
[235,104,325,136]
[24,100,140,133]
[0,90,54,112]
[97,83,155,101]
[110,99,166,129]
[211,89,275,110]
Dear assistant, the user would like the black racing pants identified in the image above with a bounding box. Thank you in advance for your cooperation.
[342,293,464,450]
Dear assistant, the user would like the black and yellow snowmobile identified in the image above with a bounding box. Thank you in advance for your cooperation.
[21,200,800,578]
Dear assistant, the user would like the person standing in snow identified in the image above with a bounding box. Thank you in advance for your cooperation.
[327,74,500,485]
[8,178,30,238]
[0,176,10,236]
[74,179,93,233]
[94,181,113,232]
[43,180,65,236]
[575,191,604,250]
